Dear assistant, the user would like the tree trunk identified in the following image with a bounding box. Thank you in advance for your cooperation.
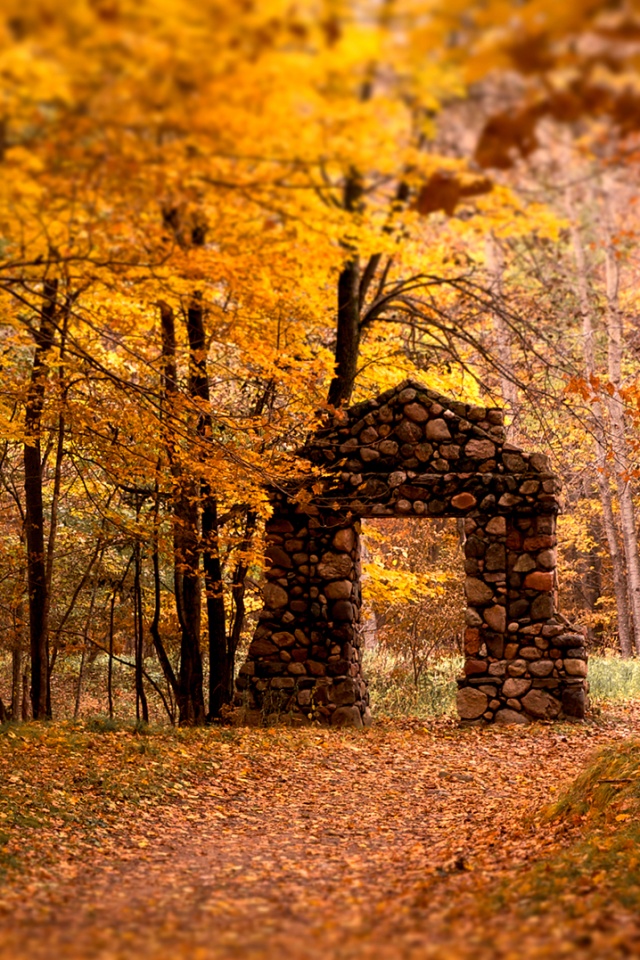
[567,192,634,657]
[185,295,228,720]
[24,279,57,718]
[133,537,149,723]
[327,173,364,407]
[602,206,640,654]
[159,301,205,725]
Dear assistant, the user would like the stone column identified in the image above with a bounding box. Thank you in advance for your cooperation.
[236,494,370,727]
[458,510,588,723]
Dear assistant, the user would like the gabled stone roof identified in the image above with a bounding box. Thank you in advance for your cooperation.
[301,379,559,517]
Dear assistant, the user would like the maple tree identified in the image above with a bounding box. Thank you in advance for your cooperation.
[1,0,640,729]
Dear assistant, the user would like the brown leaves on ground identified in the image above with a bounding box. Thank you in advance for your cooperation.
[2,706,640,959]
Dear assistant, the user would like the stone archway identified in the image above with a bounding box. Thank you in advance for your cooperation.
[236,380,588,727]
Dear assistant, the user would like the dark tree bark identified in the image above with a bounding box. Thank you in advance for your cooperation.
[24,279,57,719]
[327,174,364,408]
[185,295,228,720]
[159,301,205,725]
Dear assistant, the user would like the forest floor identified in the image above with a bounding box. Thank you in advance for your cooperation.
[1,705,640,959]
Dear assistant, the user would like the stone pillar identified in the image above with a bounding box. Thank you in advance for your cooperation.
[235,493,371,727]
[457,511,588,723]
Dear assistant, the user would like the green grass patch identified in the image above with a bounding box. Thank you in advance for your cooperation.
[587,657,640,702]
[496,740,640,914]
[363,650,463,718]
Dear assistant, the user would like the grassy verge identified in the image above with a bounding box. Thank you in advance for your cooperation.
[365,651,640,719]
[494,739,640,915]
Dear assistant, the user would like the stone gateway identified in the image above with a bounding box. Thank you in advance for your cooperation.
[235,380,588,726]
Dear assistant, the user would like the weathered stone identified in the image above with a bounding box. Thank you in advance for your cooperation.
[524,571,555,591]
[485,516,506,536]
[503,678,531,698]
[389,471,407,487]
[521,689,561,719]
[466,439,495,460]
[332,706,363,729]
[465,578,494,605]
[465,659,487,675]
[271,678,295,690]
[508,659,528,677]
[360,426,378,444]
[503,453,526,472]
[404,401,429,423]
[520,646,541,660]
[464,627,480,655]
[562,684,586,718]
[272,631,296,648]
[531,594,554,619]
[241,379,582,729]
[485,543,506,571]
[415,443,434,461]
[333,528,356,552]
[379,439,399,456]
[396,421,422,444]
[537,549,556,570]
[263,583,288,609]
[564,658,588,677]
[425,418,451,441]
[529,659,554,677]
[494,709,529,725]
[248,638,278,658]
[484,605,506,632]
[488,660,507,676]
[452,492,477,510]
[440,444,461,459]
[398,387,417,403]
[523,535,556,551]
[457,687,488,719]
[519,480,540,495]
[325,580,352,600]
[332,600,354,621]
[317,552,353,579]
[307,661,326,676]
[361,447,380,462]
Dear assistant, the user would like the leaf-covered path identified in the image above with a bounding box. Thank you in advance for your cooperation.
[2,708,640,960]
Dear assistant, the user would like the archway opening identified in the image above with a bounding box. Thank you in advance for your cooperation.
[360,516,464,717]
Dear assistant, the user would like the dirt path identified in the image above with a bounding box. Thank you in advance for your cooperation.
[1,708,639,960]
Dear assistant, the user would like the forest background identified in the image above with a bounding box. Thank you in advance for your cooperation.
[2,0,640,726]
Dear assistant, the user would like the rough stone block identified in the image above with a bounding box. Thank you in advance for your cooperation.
[457,687,489,719]
[331,706,363,729]
[521,689,561,719]
[494,709,529,725]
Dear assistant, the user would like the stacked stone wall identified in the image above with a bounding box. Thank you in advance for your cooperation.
[236,380,588,727]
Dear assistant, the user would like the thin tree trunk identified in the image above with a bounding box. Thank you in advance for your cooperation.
[185,295,227,720]
[159,301,205,725]
[74,648,86,720]
[149,475,177,724]
[133,538,149,724]
[327,173,364,407]
[11,595,24,719]
[602,197,640,654]
[24,279,57,718]
[108,590,116,719]
[567,190,634,656]
[21,672,29,720]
